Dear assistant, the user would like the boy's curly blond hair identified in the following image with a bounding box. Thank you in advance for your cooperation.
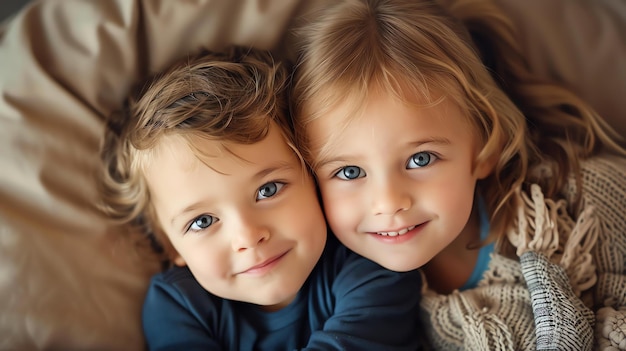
[99,47,295,260]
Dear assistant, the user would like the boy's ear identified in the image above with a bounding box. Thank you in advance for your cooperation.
[173,255,186,267]
[473,152,498,179]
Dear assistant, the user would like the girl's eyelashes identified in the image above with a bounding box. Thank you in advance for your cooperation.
[328,152,436,180]
[256,181,286,200]
[407,151,437,169]
[187,214,217,233]
[334,166,366,180]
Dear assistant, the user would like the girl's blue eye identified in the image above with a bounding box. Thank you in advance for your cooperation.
[189,214,216,232]
[335,166,366,180]
[257,182,285,200]
[407,152,435,169]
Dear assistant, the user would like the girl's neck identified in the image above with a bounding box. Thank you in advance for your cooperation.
[422,205,482,294]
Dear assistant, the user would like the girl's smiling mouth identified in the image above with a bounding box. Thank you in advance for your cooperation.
[367,222,428,243]
[375,225,416,236]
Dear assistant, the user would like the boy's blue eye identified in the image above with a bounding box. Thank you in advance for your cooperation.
[257,182,285,200]
[407,152,435,169]
[189,214,216,232]
[335,166,366,180]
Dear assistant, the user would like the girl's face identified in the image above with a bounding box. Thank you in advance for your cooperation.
[144,122,327,311]
[306,91,491,272]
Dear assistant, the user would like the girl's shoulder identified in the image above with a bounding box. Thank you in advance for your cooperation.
[528,153,625,206]
[563,154,626,208]
[558,155,626,273]
[580,153,626,179]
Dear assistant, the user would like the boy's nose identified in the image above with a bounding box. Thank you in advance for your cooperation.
[231,218,271,252]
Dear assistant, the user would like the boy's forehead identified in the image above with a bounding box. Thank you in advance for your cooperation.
[150,125,301,174]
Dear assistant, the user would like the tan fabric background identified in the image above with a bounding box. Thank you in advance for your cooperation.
[0,0,624,349]
[497,0,626,139]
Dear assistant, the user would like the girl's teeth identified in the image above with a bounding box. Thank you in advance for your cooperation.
[377,225,416,236]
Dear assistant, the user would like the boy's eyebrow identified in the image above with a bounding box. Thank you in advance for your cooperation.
[171,202,204,227]
[170,162,296,226]
[316,137,451,168]
[251,162,295,180]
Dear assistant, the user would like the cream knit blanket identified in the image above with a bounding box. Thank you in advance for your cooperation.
[419,155,626,350]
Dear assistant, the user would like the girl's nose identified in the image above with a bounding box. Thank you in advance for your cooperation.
[371,178,412,216]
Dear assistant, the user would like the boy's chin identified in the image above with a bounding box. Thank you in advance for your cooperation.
[250,290,300,312]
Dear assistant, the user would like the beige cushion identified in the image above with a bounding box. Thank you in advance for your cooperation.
[496,0,626,139]
[0,0,623,349]
[0,0,301,349]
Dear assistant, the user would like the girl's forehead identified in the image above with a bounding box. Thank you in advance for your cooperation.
[305,90,477,156]
[317,78,450,114]
[311,86,450,126]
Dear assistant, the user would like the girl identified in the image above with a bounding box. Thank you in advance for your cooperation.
[290,0,626,350]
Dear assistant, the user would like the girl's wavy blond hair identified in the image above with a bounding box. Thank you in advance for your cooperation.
[291,0,624,250]
[99,47,294,261]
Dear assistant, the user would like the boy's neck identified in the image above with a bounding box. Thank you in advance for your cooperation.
[421,206,481,294]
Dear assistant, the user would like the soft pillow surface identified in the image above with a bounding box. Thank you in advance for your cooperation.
[0,0,623,349]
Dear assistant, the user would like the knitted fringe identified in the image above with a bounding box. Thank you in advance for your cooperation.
[507,184,598,296]
[597,306,626,350]
[461,305,515,351]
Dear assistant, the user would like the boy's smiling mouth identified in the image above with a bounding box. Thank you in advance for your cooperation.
[239,250,290,275]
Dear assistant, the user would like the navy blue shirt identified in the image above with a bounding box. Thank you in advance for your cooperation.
[142,235,423,350]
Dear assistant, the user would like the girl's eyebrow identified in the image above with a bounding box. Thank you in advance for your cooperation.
[407,137,451,148]
[316,137,451,168]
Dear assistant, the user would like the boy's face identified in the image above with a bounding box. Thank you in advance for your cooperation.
[144,122,326,311]
[306,91,491,272]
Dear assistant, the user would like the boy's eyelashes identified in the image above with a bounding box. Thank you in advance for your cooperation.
[186,214,218,233]
[181,180,289,235]
[256,181,286,200]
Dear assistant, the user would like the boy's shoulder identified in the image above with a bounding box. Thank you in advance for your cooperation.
[313,234,422,292]
[145,265,223,312]
[145,265,243,327]
[155,264,195,283]
[150,264,204,294]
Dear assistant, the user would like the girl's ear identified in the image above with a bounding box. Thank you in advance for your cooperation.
[473,152,498,179]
